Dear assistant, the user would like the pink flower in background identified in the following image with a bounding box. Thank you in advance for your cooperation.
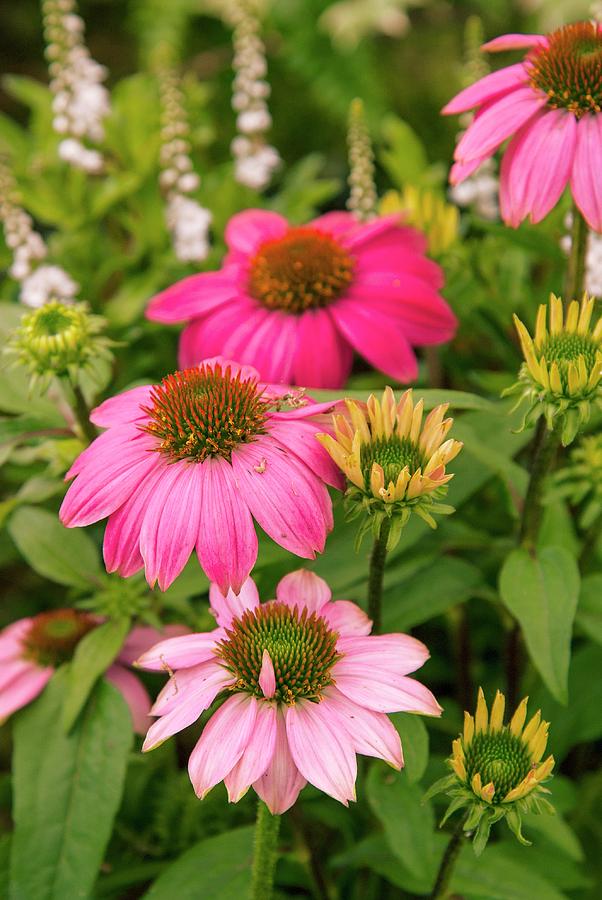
[146,210,456,388]
[443,22,602,231]
[136,570,441,813]
[0,610,185,733]
[60,357,342,593]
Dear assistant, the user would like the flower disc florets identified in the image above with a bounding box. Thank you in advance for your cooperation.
[317,387,462,546]
[248,227,355,313]
[142,362,269,462]
[217,601,341,704]
[8,299,113,390]
[528,22,602,117]
[508,293,602,445]
[21,609,96,667]
[426,689,555,854]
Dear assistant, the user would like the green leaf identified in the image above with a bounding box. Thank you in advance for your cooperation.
[8,505,102,589]
[389,713,429,783]
[379,114,428,186]
[143,826,254,900]
[499,546,580,703]
[367,766,434,889]
[10,672,132,900]
[62,618,131,732]
[452,842,567,900]
[310,387,495,412]
[383,557,482,631]
[576,573,602,645]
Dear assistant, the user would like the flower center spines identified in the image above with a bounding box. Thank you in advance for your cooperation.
[528,22,602,117]
[248,227,355,313]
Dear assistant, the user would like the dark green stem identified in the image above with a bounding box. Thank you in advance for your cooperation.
[564,203,589,301]
[579,512,602,571]
[518,418,561,551]
[429,817,465,900]
[250,801,281,900]
[62,378,98,445]
[367,517,391,634]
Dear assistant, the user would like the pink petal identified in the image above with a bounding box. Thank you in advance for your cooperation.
[0,657,40,691]
[196,456,258,594]
[178,298,263,368]
[454,88,547,164]
[335,634,430,676]
[356,244,444,290]
[450,153,492,186]
[139,461,203,591]
[146,269,240,323]
[340,215,404,250]
[442,64,528,115]
[117,624,189,666]
[571,113,602,232]
[276,569,332,615]
[105,664,151,734]
[179,319,207,369]
[253,707,306,814]
[136,632,223,672]
[208,577,260,628]
[90,385,153,427]
[286,700,357,805]
[348,222,427,256]
[0,667,52,720]
[291,309,354,389]
[220,307,298,385]
[321,600,372,637]
[330,298,419,382]
[225,210,288,255]
[225,702,277,802]
[0,619,32,662]
[231,437,333,559]
[324,688,403,768]
[482,33,547,52]
[188,694,258,798]
[103,464,167,578]
[202,356,262,382]
[150,660,231,716]
[335,671,442,716]
[258,651,276,698]
[310,211,358,239]
[268,419,345,490]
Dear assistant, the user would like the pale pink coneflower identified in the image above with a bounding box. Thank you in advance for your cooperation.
[136,570,441,813]
[60,358,342,594]
[443,22,602,230]
[146,210,456,388]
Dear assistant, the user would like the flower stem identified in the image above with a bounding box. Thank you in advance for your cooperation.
[69,382,98,445]
[367,517,391,634]
[429,817,465,900]
[564,204,589,301]
[518,418,561,551]
[250,801,281,900]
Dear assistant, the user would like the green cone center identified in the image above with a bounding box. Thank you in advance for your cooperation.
[465,730,533,803]
[22,609,97,667]
[360,435,423,490]
[528,22,602,117]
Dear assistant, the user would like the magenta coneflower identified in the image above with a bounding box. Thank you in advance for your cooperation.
[443,22,602,230]
[136,570,441,813]
[0,610,183,732]
[145,210,457,388]
[60,357,342,593]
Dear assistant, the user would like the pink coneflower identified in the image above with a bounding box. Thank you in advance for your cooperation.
[60,358,342,593]
[136,570,441,813]
[0,610,183,732]
[145,210,457,388]
[443,22,602,230]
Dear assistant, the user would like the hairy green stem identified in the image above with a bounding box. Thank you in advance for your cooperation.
[63,379,98,445]
[250,801,281,900]
[519,419,561,551]
[367,518,391,634]
[564,203,589,301]
[429,817,465,899]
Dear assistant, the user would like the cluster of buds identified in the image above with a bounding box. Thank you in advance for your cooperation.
[0,156,79,307]
[549,433,602,530]
[8,300,113,392]
[42,0,110,173]
[346,98,377,221]
[561,214,602,297]
[427,689,555,855]
[158,67,211,263]
[224,0,280,190]
[380,186,459,257]
[317,387,462,549]
[508,293,602,446]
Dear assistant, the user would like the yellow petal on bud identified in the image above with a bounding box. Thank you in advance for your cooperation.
[480,781,496,803]
[578,294,594,334]
[549,293,564,334]
[528,721,549,763]
[370,463,385,499]
[577,356,589,389]
[394,466,411,499]
[489,691,505,732]
[315,433,347,470]
[346,399,371,444]
[513,314,536,361]
[463,711,475,745]
[587,352,602,389]
[549,362,563,394]
[367,393,384,439]
[396,389,414,438]
[475,687,488,733]
[593,317,602,342]
[533,754,555,782]
[381,386,396,438]
[409,398,424,444]
[406,469,424,500]
[333,414,354,449]
[522,709,542,745]
[567,361,580,396]
[565,300,579,333]
[509,697,528,736]
[503,771,537,803]
[471,772,483,795]
[534,303,548,346]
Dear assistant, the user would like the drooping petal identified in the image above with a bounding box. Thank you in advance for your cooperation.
[268,419,345,490]
[231,437,332,559]
[442,63,529,115]
[150,661,232,716]
[105,665,151,734]
[449,153,492,186]
[90,385,153,427]
[117,624,189,666]
[275,569,332,615]
[221,308,298,386]
[335,670,442,716]
[253,707,306,814]
[103,464,167,578]
[178,319,208,369]
[335,634,430,676]
[178,297,264,369]
[136,632,223,672]
[481,33,547,52]
[321,600,372,637]
[146,269,240,323]
[139,461,204,591]
[292,309,354,389]
[0,620,32,663]
[258,651,276,698]
[286,700,357,805]
[330,298,419,381]
[454,88,547,164]
[196,456,258,594]
[188,694,258,799]
[0,657,39,691]
[324,688,403,768]
[208,578,260,628]
[0,667,52,720]
[570,113,602,232]
[225,702,278,802]
[225,209,288,255]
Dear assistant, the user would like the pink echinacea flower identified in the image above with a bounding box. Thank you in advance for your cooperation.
[443,22,602,230]
[146,210,457,387]
[60,358,342,593]
[136,570,441,813]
